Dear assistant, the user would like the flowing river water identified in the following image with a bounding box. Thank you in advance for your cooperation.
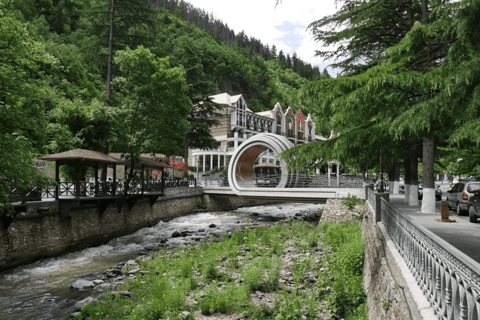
[0,203,324,320]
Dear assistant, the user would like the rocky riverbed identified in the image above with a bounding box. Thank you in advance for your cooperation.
[0,203,323,320]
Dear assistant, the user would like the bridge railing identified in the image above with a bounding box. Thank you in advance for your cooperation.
[368,187,375,209]
[198,173,365,189]
[372,196,480,319]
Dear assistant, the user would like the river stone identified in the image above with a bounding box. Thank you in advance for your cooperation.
[95,283,112,293]
[110,269,123,276]
[70,279,95,291]
[127,268,140,275]
[172,231,181,237]
[75,297,95,310]
[209,223,216,228]
[93,280,104,285]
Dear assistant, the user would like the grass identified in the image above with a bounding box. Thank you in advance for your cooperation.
[73,220,367,320]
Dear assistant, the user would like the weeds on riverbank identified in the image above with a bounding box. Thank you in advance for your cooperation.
[74,220,366,320]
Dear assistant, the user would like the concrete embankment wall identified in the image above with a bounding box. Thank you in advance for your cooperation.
[321,199,422,320]
[0,187,270,271]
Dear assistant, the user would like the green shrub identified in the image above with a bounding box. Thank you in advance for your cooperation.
[197,203,207,209]
[342,195,361,210]
[242,265,263,292]
[203,262,218,281]
[199,299,211,315]
[321,221,362,251]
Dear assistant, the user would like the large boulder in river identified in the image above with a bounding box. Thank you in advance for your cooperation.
[70,279,95,291]
[172,231,181,237]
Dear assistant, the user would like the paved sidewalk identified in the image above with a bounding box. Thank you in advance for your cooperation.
[388,193,480,264]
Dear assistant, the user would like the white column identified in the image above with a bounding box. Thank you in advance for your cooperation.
[328,163,332,180]
[210,154,213,171]
[203,155,206,172]
[336,162,340,183]
[224,155,226,168]
[218,154,221,169]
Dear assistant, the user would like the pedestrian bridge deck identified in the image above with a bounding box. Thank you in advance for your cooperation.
[202,186,364,204]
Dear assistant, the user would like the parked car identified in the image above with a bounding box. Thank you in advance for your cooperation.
[446,181,480,215]
[418,183,442,201]
[467,192,480,223]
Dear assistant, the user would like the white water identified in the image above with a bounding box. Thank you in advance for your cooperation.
[0,203,323,319]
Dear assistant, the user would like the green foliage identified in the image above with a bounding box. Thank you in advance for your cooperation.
[197,203,207,209]
[382,296,390,311]
[203,262,219,282]
[319,221,366,319]
[0,2,55,212]
[342,195,361,210]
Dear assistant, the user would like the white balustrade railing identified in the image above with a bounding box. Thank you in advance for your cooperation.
[368,187,375,210]
[379,197,480,319]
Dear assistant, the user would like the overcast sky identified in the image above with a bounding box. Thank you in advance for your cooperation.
[185,0,339,75]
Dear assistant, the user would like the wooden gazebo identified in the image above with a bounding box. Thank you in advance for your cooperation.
[38,149,123,200]
[117,156,173,196]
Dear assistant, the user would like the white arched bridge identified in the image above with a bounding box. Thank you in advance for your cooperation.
[202,133,364,204]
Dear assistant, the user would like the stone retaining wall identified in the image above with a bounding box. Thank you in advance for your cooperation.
[0,193,266,271]
[321,199,421,319]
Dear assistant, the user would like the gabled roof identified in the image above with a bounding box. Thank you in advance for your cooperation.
[209,93,232,106]
[230,94,242,104]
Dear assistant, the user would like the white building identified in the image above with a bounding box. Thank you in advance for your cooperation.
[188,93,330,173]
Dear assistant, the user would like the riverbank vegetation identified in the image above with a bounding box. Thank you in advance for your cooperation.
[73,220,366,320]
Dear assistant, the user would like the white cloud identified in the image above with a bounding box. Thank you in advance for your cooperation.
[184,0,338,67]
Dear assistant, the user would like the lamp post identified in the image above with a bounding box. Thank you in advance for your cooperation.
[457,157,462,181]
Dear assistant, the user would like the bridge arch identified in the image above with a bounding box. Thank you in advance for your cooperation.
[228,133,294,195]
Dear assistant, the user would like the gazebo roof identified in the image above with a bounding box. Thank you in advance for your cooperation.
[115,156,173,169]
[38,149,122,165]
[255,162,280,168]
[138,157,172,169]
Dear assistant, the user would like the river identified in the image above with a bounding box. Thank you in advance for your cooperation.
[0,203,323,320]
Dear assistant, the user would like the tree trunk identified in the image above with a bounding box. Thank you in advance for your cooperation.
[183,137,189,165]
[408,156,419,206]
[392,162,400,194]
[404,156,411,202]
[101,0,116,182]
[421,139,435,213]
[106,0,115,101]
[388,166,394,193]
[421,0,428,25]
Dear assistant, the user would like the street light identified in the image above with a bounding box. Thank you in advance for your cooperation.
[457,157,463,181]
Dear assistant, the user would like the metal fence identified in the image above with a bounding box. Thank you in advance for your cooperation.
[11,178,196,202]
[379,197,480,319]
[199,173,365,189]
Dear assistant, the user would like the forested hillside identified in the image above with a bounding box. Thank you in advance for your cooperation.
[0,0,322,209]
